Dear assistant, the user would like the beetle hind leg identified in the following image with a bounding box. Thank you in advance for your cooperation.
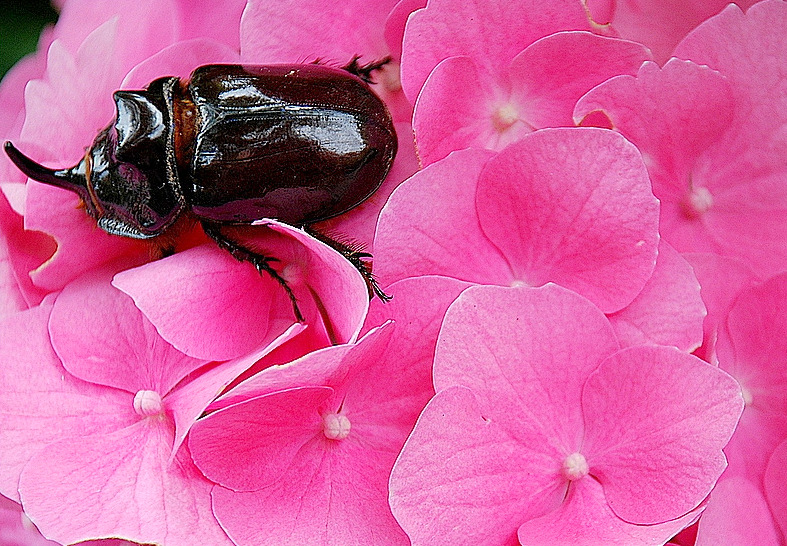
[340,55,391,84]
[305,226,391,303]
[201,221,305,322]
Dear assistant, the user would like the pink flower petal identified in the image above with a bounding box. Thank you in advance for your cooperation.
[435,284,619,442]
[262,220,370,345]
[19,422,230,546]
[575,59,733,198]
[0,303,133,502]
[24,182,146,292]
[50,269,210,395]
[509,32,651,129]
[21,21,130,163]
[516,477,701,546]
[608,0,758,64]
[608,240,705,351]
[580,2,787,277]
[113,243,288,361]
[391,385,567,546]
[211,436,409,546]
[384,0,426,60]
[241,0,397,64]
[715,272,787,482]
[582,346,743,524]
[0,41,48,140]
[0,494,57,546]
[413,56,524,166]
[476,128,659,313]
[764,438,787,541]
[400,0,591,101]
[373,148,509,287]
[53,0,178,67]
[674,0,786,137]
[0,234,26,318]
[121,38,240,89]
[413,32,651,166]
[194,318,427,544]
[0,193,52,315]
[173,0,246,49]
[695,477,782,546]
[361,274,471,336]
[683,252,758,363]
[189,386,333,491]
[165,322,304,457]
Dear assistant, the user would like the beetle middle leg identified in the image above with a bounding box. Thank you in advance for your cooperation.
[201,221,305,322]
[304,226,391,303]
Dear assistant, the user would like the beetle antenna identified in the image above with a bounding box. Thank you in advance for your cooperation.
[4,141,88,196]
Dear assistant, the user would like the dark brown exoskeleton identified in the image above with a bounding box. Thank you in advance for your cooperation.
[5,60,398,320]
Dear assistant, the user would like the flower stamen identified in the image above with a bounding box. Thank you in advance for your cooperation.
[133,390,164,417]
[562,452,589,481]
[322,412,351,440]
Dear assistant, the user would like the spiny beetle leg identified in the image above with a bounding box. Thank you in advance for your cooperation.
[340,55,391,84]
[304,226,392,303]
[201,221,305,322]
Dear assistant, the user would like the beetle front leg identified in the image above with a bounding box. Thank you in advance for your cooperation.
[201,221,305,322]
[304,226,391,303]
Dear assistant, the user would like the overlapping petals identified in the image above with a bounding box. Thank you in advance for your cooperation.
[113,221,369,361]
[389,285,743,545]
[0,0,783,544]
[0,271,281,544]
[577,0,787,277]
[376,128,660,314]
[413,32,651,165]
[188,275,466,545]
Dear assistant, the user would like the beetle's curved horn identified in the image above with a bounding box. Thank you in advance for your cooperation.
[3,141,87,195]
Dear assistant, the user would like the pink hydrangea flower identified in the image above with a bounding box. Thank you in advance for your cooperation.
[374,127,705,350]
[376,128,660,314]
[399,0,594,103]
[576,0,787,278]
[0,270,294,545]
[715,272,787,483]
[187,275,468,545]
[402,0,651,165]
[389,284,743,545]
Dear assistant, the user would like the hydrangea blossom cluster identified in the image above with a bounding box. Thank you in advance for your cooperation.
[0,0,784,545]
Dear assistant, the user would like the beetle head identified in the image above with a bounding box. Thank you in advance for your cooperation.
[4,77,184,239]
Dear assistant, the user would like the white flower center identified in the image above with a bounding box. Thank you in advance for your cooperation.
[322,412,351,440]
[682,186,713,218]
[133,390,164,417]
[492,103,520,132]
[562,452,589,481]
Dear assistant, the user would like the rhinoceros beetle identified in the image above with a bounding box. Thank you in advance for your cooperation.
[5,58,397,321]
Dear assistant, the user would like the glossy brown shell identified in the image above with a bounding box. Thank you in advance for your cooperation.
[180,64,397,226]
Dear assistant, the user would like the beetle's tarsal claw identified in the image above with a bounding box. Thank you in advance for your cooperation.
[3,141,87,195]
[303,226,391,303]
